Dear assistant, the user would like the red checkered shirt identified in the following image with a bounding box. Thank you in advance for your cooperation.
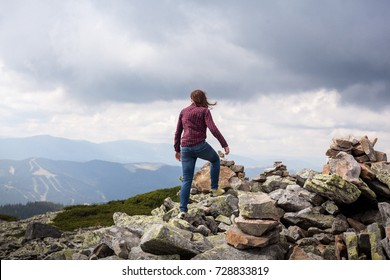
[174,104,228,152]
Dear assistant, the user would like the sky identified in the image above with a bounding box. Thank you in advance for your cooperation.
[0,0,389,169]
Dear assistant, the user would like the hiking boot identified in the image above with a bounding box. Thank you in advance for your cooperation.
[211,188,225,197]
[177,212,186,219]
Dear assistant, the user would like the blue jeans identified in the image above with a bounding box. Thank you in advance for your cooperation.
[179,141,220,212]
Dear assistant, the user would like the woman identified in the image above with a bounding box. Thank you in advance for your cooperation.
[174,89,230,219]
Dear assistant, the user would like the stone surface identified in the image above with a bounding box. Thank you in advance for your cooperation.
[238,192,281,220]
[304,174,361,204]
[25,222,62,240]
[283,207,335,230]
[371,162,390,188]
[225,225,279,249]
[113,213,163,236]
[235,216,279,237]
[343,232,359,260]
[192,165,236,193]
[192,243,285,260]
[360,136,377,162]
[367,223,386,260]
[329,151,361,182]
[140,223,200,258]
[277,185,313,212]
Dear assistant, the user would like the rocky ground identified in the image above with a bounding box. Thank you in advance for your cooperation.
[1,135,389,260]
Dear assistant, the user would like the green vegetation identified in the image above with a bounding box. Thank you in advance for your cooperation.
[0,201,63,219]
[0,213,19,222]
[52,186,180,231]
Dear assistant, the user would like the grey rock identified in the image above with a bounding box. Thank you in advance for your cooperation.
[192,243,285,260]
[25,222,62,240]
[140,223,200,258]
[304,174,361,204]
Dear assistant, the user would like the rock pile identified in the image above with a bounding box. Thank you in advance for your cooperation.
[323,135,390,201]
[1,136,390,260]
[191,152,250,193]
[225,192,281,250]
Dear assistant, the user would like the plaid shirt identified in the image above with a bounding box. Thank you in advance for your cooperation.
[174,104,228,152]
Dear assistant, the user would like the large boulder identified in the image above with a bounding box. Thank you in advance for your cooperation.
[304,174,361,204]
[283,207,335,230]
[238,192,282,220]
[192,164,236,193]
[328,151,361,182]
[140,223,201,259]
[25,222,62,240]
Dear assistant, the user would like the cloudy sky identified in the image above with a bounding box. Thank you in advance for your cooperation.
[0,0,389,169]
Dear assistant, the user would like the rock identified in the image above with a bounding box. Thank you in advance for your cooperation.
[230,165,244,173]
[370,162,390,188]
[283,207,335,230]
[328,151,361,182]
[200,194,239,218]
[359,163,376,180]
[367,223,386,260]
[365,180,390,198]
[351,179,377,203]
[288,246,323,260]
[381,238,390,259]
[215,215,232,225]
[333,137,354,150]
[225,225,279,249]
[192,164,236,193]
[347,218,366,232]
[343,232,359,260]
[321,200,339,215]
[262,176,296,193]
[358,233,371,259]
[192,243,285,260]
[375,151,388,162]
[332,215,349,234]
[128,246,180,260]
[235,216,279,237]
[360,136,377,162]
[140,223,200,259]
[25,222,62,240]
[277,185,313,212]
[92,243,114,259]
[295,169,319,187]
[377,202,390,227]
[304,174,361,204]
[229,177,244,190]
[238,192,281,220]
[105,226,140,259]
[113,213,163,236]
[313,233,333,245]
[335,234,347,260]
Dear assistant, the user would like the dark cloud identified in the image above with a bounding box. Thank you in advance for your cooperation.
[0,0,389,109]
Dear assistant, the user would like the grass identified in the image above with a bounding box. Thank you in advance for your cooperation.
[52,186,180,231]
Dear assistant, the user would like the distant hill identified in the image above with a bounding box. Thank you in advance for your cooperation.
[0,135,310,170]
[0,135,177,165]
[0,158,182,206]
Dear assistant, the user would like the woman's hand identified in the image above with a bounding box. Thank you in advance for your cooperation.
[224,146,230,155]
[175,152,181,161]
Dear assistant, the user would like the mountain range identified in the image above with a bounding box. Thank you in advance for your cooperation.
[0,157,182,206]
[0,135,321,206]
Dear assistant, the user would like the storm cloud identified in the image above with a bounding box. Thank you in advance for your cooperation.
[0,0,389,108]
